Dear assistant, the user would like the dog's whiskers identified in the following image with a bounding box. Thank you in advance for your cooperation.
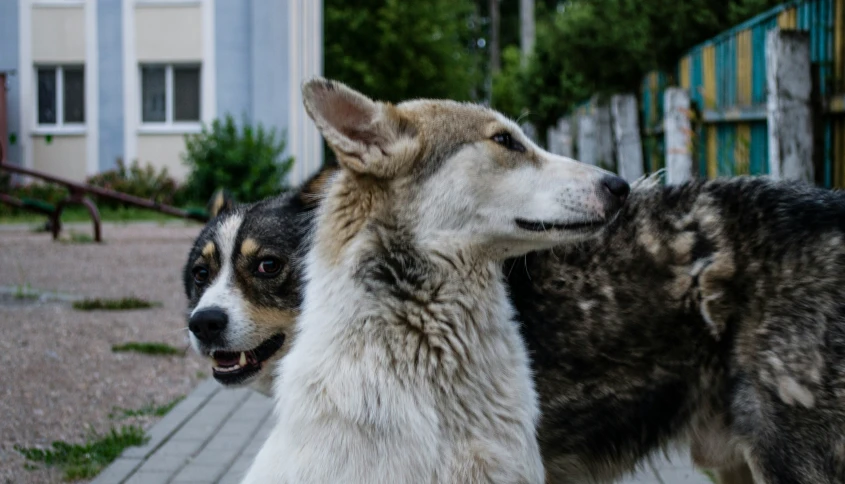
[523,255,532,282]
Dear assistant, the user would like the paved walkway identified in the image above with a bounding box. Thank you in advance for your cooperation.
[93,379,712,484]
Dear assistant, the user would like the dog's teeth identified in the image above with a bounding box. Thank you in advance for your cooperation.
[214,364,241,373]
[239,352,247,366]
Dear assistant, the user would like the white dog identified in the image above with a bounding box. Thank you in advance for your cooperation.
[241,78,629,483]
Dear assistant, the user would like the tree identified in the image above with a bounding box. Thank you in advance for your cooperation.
[324,0,485,103]
[492,0,786,137]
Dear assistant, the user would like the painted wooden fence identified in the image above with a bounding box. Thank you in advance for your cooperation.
[639,0,845,187]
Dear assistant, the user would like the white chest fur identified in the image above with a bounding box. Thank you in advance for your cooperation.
[241,240,544,484]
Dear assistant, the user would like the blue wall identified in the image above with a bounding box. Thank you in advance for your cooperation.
[215,0,290,145]
[0,0,20,165]
[98,0,124,171]
[215,0,253,123]
[250,0,290,141]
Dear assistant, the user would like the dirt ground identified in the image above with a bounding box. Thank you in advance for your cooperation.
[0,222,208,484]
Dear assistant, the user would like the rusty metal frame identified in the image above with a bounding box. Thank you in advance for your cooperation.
[0,162,208,242]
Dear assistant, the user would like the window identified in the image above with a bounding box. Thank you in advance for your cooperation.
[36,66,85,127]
[141,64,201,126]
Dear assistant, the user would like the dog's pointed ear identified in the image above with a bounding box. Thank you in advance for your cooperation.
[207,188,236,218]
[301,77,417,178]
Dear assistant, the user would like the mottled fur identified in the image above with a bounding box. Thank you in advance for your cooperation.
[238,78,626,484]
[510,175,845,484]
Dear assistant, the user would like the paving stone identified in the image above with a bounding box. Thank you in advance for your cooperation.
[123,470,172,484]
[95,380,716,484]
[133,453,192,473]
[89,457,142,484]
[170,462,228,483]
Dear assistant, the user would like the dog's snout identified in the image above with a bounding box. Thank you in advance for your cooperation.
[599,175,630,215]
[189,307,228,344]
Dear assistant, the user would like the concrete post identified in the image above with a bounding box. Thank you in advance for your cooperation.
[664,88,693,184]
[489,0,501,74]
[546,126,559,154]
[577,112,597,166]
[521,121,538,143]
[595,102,615,171]
[557,117,573,158]
[766,28,813,182]
[520,0,535,65]
[0,74,6,162]
[611,94,644,182]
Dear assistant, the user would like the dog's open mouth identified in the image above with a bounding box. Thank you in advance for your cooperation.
[210,333,285,385]
[515,218,604,232]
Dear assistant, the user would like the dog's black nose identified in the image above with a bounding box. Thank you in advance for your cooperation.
[189,308,228,344]
[600,175,630,213]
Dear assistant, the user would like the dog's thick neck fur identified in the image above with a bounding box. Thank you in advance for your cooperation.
[241,168,543,483]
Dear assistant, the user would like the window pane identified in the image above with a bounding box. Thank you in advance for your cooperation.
[173,66,200,122]
[141,66,166,123]
[37,68,57,124]
[63,67,85,123]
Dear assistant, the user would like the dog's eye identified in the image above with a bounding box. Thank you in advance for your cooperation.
[193,267,209,285]
[491,132,526,153]
[256,258,283,277]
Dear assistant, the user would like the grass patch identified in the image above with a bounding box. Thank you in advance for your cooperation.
[195,370,208,379]
[16,425,148,481]
[700,469,718,483]
[13,283,39,300]
[111,342,183,356]
[109,396,185,420]
[72,297,158,311]
[59,232,96,244]
[0,205,205,225]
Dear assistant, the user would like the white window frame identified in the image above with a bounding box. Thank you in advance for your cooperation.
[32,0,86,7]
[138,63,202,134]
[33,65,86,135]
[135,0,202,6]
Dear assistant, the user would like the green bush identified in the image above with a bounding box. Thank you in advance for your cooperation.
[86,159,184,208]
[182,115,294,204]
[0,178,70,218]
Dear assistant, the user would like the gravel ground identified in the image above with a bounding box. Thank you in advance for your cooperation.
[0,222,208,484]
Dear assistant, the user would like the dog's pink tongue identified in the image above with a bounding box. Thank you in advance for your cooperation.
[214,352,239,367]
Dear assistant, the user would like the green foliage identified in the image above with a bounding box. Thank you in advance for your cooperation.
[13,283,37,300]
[86,159,183,208]
[491,46,528,120]
[59,232,96,244]
[109,396,185,420]
[0,205,199,225]
[0,180,68,218]
[494,0,786,136]
[111,342,183,356]
[324,0,484,102]
[182,114,293,204]
[73,297,158,310]
[16,426,148,481]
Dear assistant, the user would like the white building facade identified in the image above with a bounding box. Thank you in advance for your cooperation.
[0,0,324,185]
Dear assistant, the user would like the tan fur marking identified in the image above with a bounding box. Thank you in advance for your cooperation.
[317,173,387,264]
[210,191,226,217]
[241,238,260,257]
[202,241,215,259]
[244,305,299,331]
[777,376,815,408]
[670,231,695,264]
[300,167,339,207]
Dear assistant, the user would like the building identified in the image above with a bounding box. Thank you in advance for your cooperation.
[0,0,324,186]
